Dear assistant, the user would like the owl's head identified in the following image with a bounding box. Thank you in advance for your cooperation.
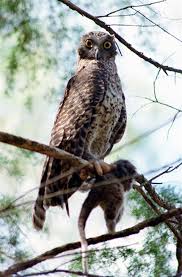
[78,31,117,60]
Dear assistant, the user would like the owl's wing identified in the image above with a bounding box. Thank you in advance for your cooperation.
[40,76,73,177]
[105,98,127,157]
[33,64,106,228]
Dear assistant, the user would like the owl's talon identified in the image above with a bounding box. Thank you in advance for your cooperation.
[80,160,113,180]
[91,160,113,176]
[93,160,103,176]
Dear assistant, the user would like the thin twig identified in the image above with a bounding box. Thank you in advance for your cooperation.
[131,102,153,118]
[143,177,174,210]
[167,111,180,138]
[0,159,180,216]
[0,130,181,248]
[149,162,182,183]
[136,96,182,113]
[59,0,182,74]
[132,8,182,44]
[0,131,181,216]
[153,52,176,101]
[110,113,182,154]
[102,12,137,18]
[1,208,181,276]
[97,0,166,18]
[134,184,182,241]
[108,24,155,27]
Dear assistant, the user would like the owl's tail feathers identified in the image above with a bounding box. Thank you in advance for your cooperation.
[32,184,46,230]
[33,201,46,230]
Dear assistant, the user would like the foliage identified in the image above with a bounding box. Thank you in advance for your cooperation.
[0,0,83,269]
[0,0,181,276]
[0,0,83,102]
[0,195,30,266]
[69,186,180,276]
[127,189,176,277]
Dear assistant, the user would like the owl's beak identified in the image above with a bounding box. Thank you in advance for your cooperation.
[95,48,101,60]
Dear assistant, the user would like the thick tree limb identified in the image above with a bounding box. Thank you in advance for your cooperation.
[59,0,182,74]
[0,130,180,215]
[0,131,88,168]
[0,131,181,210]
[0,131,181,274]
[0,208,181,277]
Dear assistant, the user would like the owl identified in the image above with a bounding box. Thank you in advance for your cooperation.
[78,159,136,274]
[33,31,127,230]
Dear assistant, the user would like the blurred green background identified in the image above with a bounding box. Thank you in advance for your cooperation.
[0,0,182,276]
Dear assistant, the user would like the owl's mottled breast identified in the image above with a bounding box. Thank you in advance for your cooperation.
[79,59,126,159]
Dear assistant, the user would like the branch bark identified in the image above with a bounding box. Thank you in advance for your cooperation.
[134,184,182,241]
[0,131,182,274]
[59,0,182,74]
[0,131,88,167]
[1,208,181,277]
[176,238,182,276]
[21,269,109,277]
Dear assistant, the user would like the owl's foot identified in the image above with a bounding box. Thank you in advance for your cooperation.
[79,160,114,181]
[91,160,113,176]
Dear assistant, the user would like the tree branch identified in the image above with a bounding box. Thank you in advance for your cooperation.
[0,131,88,168]
[176,238,182,276]
[59,0,182,74]
[1,208,181,276]
[0,131,181,275]
[20,269,109,277]
[97,0,166,17]
[0,130,181,216]
[138,96,182,113]
[134,184,182,241]
[138,174,175,211]
[132,7,182,44]
[110,114,182,154]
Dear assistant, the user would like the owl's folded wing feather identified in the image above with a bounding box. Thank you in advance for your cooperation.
[104,96,127,157]
[33,64,106,229]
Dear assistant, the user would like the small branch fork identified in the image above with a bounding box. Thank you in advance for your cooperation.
[97,0,166,17]
[0,130,182,275]
[0,2,181,275]
[59,0,182,74]
[97,0,182,45]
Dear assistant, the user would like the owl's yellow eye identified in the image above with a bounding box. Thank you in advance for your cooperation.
[103,41,112,49]
[85,39,93,48]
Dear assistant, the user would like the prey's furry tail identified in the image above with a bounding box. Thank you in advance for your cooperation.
[78,194,98,275]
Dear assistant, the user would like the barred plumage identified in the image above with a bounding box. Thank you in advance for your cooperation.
[33,31,127,230]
